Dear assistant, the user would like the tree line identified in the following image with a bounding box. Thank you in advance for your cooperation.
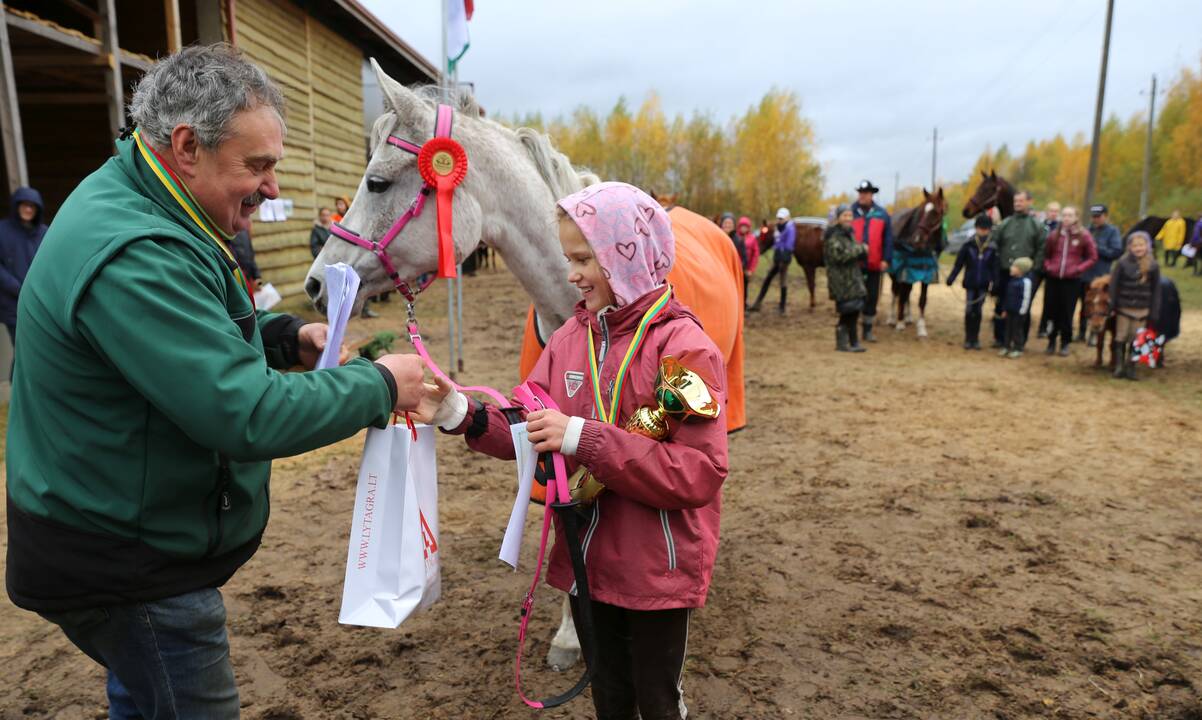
[505,89,825,222]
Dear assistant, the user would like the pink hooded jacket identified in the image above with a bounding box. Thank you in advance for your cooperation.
[447,183,729,610]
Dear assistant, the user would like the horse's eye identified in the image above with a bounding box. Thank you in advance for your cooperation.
[367,176,392,193]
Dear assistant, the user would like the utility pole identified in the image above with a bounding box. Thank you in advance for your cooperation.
[893,171,900,208]
[1083,0,1115,212]
[930,127,938,191]
[1138,74,1157,219]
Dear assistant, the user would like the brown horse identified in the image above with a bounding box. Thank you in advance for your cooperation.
[962,170,1015,220]
[1083,276,1118,369]
[888,189,947,337]
[792,219,826,311]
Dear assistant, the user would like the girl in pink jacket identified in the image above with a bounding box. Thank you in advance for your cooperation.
[417,182,729,719]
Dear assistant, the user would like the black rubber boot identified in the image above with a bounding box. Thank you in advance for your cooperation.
[1111,342,1125,379]
[848,320,867,352]
[862,317,877,343]
[1124,345,1139,380]
[836,325,851,352]
[778,287,788,315]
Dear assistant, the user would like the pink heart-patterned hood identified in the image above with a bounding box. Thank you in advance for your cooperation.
[557,182,675,308]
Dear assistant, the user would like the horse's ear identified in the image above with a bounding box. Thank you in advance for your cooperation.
[371,57,421,119]
[923,188,932,201]
[980,170,988,180]
[990,169,997,180]
[937,187,945,200]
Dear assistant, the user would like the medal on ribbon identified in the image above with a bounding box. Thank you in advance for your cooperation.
[418,136,467,278]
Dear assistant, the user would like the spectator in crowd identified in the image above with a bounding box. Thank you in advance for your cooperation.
[749,207,795,315]
[310,206,332,258]
[1156,209,1186,267]
[332,195,350,223]
[947,214,998,350]
[0,186,47,352]
[720,212,747,271]
[758,218,773,250]
[988,190,1045,348]
[823,204,868,353]
[737,216,759,306]
[1044,201,1061,232]
[1041,206,1097,356]
[230,228,261,289]
[1083,203,1122,342]
[1188,213,1202,275]
[1035,200,1061,339]
[850,180,893,342]
[1109,231,1161,381]
[4,45,431,716]
[1000,257,1034,359]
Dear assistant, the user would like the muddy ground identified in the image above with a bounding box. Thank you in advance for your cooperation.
[3,260,1202,719]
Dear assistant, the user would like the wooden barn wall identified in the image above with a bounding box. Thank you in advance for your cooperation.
[230,0,366,299]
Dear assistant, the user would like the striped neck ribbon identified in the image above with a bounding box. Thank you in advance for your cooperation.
[587,286,673,425]
[132,129,255,308]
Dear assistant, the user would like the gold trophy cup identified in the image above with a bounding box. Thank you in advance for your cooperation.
[570,356,721,503]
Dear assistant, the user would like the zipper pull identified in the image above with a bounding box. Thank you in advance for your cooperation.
[220,491,231,511]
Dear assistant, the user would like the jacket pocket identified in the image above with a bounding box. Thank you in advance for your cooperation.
[659,509,677,572]
[205,456,233,557]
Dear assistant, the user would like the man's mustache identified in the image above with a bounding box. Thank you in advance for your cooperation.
[242,192,264,207]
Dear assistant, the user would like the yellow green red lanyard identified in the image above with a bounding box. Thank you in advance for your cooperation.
[131,129,255,306]
[587,287,672,425]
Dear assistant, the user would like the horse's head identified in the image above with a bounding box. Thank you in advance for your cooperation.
[917,188,947,242]
[963,170,1007,219]
[1084,276,1112,334]
[304,60,486,311]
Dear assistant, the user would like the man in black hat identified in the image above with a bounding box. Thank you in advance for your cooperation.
[850,180,893,342]
[1082,203,1122,343]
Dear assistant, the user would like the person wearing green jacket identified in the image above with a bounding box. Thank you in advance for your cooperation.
[988,190,1046,348]
[5,45,429,718]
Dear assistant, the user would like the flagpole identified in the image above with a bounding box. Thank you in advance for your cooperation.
[440,0,458,379]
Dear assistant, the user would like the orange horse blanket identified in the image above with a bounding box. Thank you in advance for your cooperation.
[519,205,746,432]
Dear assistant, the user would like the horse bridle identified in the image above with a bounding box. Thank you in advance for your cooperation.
[327,104,455,303]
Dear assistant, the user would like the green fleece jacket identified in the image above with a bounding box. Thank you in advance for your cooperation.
[6,135,394,612]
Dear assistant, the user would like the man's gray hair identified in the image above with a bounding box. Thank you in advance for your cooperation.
[129,43,285,149]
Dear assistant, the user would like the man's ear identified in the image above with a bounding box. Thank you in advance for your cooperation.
[169,123,202,177]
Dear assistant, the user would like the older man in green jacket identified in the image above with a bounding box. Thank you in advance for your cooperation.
[5,45,428,717]
[989,190,1047,347]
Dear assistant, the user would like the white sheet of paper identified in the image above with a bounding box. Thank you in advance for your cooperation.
[499,423,537,569]
[316,263,361,370]
[258,201,276,222]
[253,282,282,310]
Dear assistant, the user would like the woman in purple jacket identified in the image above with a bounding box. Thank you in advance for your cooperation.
[748,207,796,315]
[1041,206,1097,356]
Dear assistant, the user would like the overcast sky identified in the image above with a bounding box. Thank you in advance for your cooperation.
[362,0,1202,205]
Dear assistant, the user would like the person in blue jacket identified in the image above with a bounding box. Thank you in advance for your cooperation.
[0,186,47,348]
[947,214,999,350]
[749,206,796,315]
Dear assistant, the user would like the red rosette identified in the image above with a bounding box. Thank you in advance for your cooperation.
[417,137,468,278]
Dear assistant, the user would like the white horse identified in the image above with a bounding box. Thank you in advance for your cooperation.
[306,60,589,670]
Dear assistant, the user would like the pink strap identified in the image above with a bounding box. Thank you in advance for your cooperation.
[407,321,510,407]
[386,136,422,155]
[435,103,454,138]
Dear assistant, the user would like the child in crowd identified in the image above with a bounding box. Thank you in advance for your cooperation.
[415,182,729,719]
[738,216,759,306]
[947,214,998,350]
[1000,257,1033,358]
[1109,231,1161,380]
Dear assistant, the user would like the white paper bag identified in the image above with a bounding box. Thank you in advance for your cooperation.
[339,423,440,628]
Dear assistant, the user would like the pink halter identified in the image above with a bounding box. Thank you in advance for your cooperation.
[328,104,455,302]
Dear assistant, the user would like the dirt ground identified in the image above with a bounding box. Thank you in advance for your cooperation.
[3,260,1202,720]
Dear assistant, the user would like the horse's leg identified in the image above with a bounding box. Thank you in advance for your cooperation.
[805,264,817,312]
[546,594,581,671]
[896,283,911,330]
[916,283,929,337]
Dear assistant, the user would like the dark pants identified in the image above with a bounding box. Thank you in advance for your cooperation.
[839,310,861,343]
[1044,276,1081,347]
[570,597,691,720]
[40,588,239,719]
[863,270,883,325]
[1032,274,1052,336]
[993,277,1031,347]
[1006,313,1028,351]
[964,288,987,344]
[753,250,790,310]
[1165,250,1179,267]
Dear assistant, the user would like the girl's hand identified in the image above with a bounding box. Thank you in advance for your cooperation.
[409,375,455,426]
[527,409,570,453]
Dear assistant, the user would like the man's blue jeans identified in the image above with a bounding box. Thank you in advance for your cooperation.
[40,588,239,719]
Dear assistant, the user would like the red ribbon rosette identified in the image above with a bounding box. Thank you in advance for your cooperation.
[418,137,468,279]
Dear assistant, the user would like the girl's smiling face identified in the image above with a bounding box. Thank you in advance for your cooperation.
[559,215,617,312]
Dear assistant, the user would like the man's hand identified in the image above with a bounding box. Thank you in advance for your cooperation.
[527,409,570,453]
[880,262,890,272]
[376,353,427,411]
[297,323,349,370]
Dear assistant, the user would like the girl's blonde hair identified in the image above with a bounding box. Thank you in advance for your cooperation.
[1126,231,1153,283]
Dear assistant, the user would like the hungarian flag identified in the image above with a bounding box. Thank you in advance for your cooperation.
[446,0,473,72]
